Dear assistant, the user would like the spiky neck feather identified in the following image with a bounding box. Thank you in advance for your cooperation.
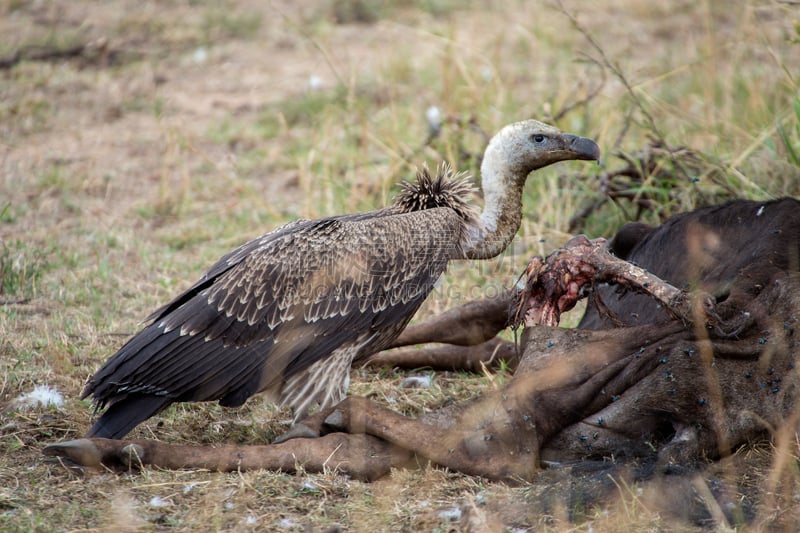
[393,163,479,221]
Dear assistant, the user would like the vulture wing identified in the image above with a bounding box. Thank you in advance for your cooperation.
[83,207,465,438]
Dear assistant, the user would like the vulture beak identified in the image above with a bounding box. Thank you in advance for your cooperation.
[563,134,601,163]
[530,132,601,171]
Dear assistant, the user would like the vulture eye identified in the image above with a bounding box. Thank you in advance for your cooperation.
[532,134,545,143]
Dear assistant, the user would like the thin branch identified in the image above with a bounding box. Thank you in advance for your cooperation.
[0,298,30,306]
[551,0,667,145]
[552,0,697,184]
[551,59,607,122]
[0,39,113,70]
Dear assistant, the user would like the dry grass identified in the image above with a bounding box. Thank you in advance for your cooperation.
[1,0,799,530]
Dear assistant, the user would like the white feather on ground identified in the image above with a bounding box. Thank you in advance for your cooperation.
[13,385,64,410]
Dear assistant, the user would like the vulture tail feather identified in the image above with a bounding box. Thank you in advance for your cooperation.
[85,395,172,439]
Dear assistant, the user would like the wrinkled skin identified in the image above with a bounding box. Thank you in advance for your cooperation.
[46,198,800,482]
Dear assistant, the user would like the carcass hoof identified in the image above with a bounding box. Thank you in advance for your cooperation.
[44,439,148,470]
[272,423,321,444]
[323,409,347,431]
[43,439,102,468]
[119,443,146,467]
[656,424,704,473]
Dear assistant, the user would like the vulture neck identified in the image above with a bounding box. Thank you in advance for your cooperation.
[463,150,527,260]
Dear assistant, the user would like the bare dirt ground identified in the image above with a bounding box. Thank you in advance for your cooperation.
[1,0,799,531]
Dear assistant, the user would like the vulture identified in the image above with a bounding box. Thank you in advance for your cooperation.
[83,120,600,439]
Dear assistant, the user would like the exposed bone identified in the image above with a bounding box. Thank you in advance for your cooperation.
[515,235,712,328]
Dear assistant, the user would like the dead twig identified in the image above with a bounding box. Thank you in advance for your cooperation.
[0,38,113,70]
[551,58,607,123]
[0,298,31,306]
[567,140,734,232]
